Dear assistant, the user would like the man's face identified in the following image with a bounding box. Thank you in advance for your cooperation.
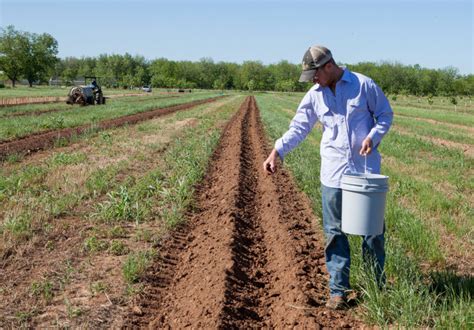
[312,62,330,86]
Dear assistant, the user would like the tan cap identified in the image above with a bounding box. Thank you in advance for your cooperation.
[298,45,333,82]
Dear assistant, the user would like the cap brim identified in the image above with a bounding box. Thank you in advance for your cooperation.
[299,69,316,82]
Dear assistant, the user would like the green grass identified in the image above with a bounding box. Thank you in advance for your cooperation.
[0,165,48,201]
[255,92,473,327]
[47,152,88,167]
[83,235,110,253]
[64,298,82,318]
[1,212,33,241]
[90,281,108,296]
[108,240,129,255]
[85,163,126,198]
[351,246,473,327]
[122,250,154,284]
[30,280,54,302]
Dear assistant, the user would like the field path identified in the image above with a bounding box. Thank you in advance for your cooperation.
[126,96,359,328]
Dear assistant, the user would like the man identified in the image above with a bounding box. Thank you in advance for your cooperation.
[263,45,393,310]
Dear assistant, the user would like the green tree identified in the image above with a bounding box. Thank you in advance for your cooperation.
[61,57,80,84]
[78,56,97,80]
[22,32,58,86]
[267,60,300,91]
[240,61,270,91]
[0,25,29,87]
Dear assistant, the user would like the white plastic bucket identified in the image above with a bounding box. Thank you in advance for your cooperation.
[341,173,389,236]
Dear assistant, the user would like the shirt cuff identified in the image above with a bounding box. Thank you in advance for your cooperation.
[274,138,286,160]
[368,129,381,148]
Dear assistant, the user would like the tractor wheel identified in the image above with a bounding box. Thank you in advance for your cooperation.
[97,94,104,105]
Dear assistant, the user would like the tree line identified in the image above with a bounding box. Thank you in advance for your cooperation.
[1,25,472,96]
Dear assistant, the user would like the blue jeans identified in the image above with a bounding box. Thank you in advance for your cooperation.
[321,184,386,297]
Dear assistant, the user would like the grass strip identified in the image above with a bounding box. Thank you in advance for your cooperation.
[393,105,474,127]
[380,132,473,238]
[393,115,474,145]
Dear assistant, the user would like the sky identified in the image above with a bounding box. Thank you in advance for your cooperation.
[1,0,473,75]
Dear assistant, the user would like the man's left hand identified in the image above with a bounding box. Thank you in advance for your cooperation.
[359,137,373,156]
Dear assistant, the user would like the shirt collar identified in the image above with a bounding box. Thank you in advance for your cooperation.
[340,67,352,83]
[314,67,352,91]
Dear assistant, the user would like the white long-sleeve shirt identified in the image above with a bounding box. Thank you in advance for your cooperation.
[275,68,393,188]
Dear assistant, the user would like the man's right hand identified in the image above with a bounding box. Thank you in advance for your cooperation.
[263,149,279,174]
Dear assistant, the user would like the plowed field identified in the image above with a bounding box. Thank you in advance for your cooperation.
[126,96,358,328]
[2,92,470,327]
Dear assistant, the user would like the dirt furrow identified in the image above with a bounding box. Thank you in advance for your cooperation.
[126,96,359,328]
[0,96,223,161]
[218,97,271,327]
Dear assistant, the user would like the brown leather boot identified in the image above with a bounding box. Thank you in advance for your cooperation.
[325,295,347,310]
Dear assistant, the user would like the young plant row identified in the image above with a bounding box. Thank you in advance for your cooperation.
[391,95,474,115]
[255,93,472,328]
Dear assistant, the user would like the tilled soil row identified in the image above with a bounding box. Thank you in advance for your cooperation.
[126,96,358,328]
[0,96,67,107]
[0,96,223,161]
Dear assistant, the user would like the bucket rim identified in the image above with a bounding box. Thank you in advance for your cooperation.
[342,173,389,180]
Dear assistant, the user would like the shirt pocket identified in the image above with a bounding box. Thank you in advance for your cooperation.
[347,98,366,115]
[320,112,338,141]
